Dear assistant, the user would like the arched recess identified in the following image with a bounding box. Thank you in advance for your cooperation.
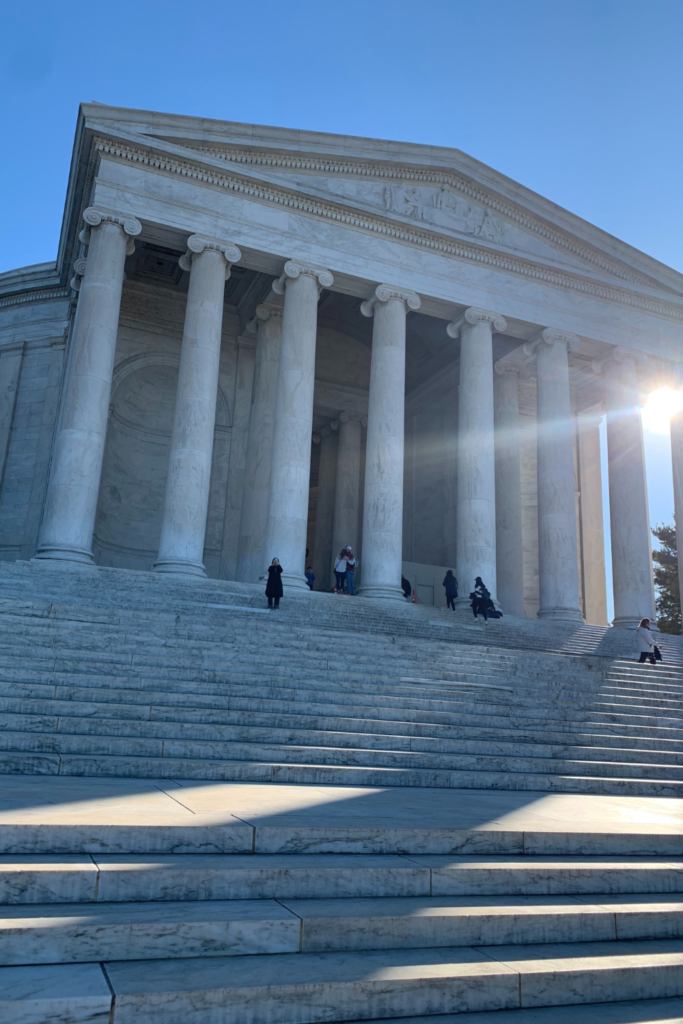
[94,351,232,572]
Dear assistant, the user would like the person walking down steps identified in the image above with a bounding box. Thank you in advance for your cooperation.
[637,617,658,664]
[334,549,347,593]
[265,558,283,609]
[443,570,458,610]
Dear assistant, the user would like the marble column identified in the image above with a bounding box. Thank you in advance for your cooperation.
[154,235,241,576]
[448,307,506,606]
[313,423,338,590]
[332,411,363,563]
[359,284,420,601]
[236,303,283,582]
[671,375,683,613]
[36,207,141,563]
[528,328,583,621]
[493,362,525,617]
[601,347,656,627]
[577,407,608,625]
[262,261,333,590]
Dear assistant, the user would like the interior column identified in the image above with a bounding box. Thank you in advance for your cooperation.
[262,261,333,590]
[312,423,339,591]
[332,411,363,570]
[358,285,420,601]
[603,347,656,627]
[531,328,583,621]
[236,302,283,582]
[449,307,506,607]
[493,362,525,616]
[36,207,141,563]
[154,235,241,576]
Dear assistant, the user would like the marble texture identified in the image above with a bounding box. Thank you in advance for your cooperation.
[236,303,282,583]
[0,962,111,1024]
[0,856,98,904]
[452,309,503,607]
[605,350,657,628]
[359,287,418,601]
[534,330,583,621]
[494,365,525,617]
[153,241,234,576]
[0,899,300,965]
[264,263,332,590]
[36,213,140,564]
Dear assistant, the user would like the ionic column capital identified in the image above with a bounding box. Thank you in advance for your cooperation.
[447,307,507,338]
[246,301,284,335]
[360,284,421,317]
[339,410,364,424]
[79,207,142,255]
[494,360,532,380]
[524,327,581,359]
[70,257,89,292]
[272,260,333,295]
[591,345,649,375]
[179,235,241,279]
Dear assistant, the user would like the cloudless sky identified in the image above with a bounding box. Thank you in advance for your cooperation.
[2,0,682,618]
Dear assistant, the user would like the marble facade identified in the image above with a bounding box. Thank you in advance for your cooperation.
[1,103,682,625]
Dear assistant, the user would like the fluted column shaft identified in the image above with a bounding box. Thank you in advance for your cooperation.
[605,350,655,627]
[37,208,141,563]
[154,236,240,576]
[263,262,333,590]
[450,308,506,606]
[534,329,583,621]
[358,285,420,601]
[332,412,362,562]
[494,365,524,616]
[313,425,338,590]
[671,408,683,613]
[236,304,283,582]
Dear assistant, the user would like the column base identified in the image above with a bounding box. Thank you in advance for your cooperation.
[537,606,585,622]
[152,558,206,578]
[612,615,660,632]
[33,546,95,565]
[358,583,406,602]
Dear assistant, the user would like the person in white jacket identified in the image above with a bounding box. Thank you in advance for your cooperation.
[637,618,656,664]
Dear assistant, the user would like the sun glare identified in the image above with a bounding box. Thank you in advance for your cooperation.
[641,386,683,435]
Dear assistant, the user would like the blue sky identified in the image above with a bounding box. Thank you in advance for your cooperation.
[2,0,681,616]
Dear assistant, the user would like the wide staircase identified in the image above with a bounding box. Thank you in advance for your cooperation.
[0,559,682,1022]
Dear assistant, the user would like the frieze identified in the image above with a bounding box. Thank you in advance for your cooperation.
[93,138,683,324]
[183,143,654,289]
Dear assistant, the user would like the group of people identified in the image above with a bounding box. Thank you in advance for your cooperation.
[441,571,502,622]
[333,547,357,594]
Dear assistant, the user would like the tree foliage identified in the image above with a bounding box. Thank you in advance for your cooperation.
[652,521,681,634]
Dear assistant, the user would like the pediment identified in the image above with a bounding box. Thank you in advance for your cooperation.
[80,105,683,302]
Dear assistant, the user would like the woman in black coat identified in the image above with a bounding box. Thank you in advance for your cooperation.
[442,570,458,610]
[265,558,284,609]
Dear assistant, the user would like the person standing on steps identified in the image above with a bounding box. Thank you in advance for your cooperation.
[401,575,412,600]
[305,566,315,590]
[637,617,656,664]
[265,557,283,609]
[345,547,357,596]
[443,570,458,610]
[334,549,347,593]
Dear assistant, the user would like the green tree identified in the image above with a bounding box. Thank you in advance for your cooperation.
[651,521,681,634]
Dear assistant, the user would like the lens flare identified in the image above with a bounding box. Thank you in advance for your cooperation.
[641,386,683,435]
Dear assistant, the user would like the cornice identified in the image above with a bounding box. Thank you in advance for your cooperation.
[183,143,654,290]
[0,288,72,310]
[93,138,683,324]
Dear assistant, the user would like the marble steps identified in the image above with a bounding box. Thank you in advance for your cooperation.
[4,938,683,1023]
[2,894,683,967]
[3,696,680,760]
[349,998,683,1024]
[1,676,680,741]
[0,748,680,795]
[3,853,683,905]
[1,727,682,781]
[1,710,680,766]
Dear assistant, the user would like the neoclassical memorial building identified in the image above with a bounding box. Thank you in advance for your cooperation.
[1,103,682,626]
